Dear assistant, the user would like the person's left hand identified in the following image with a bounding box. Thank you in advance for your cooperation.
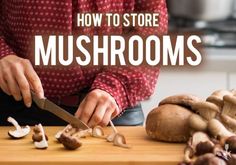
[75,89,119,127]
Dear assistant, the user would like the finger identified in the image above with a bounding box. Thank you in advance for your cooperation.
[14,68,32,107]
[4,72,22,101]
[75,99,86,117]
[99,108,114,127]
[24,61,44,98]
[88,103,108,127]
[0,70,10,95]
[78,97,97,124]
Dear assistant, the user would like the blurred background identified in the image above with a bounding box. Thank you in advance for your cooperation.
[142,0,236,119]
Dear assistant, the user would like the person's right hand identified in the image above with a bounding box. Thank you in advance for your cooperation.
[0,55,44,107]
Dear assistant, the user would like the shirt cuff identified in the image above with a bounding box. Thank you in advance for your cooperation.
[91,72,129,114]
[0,37,15,59]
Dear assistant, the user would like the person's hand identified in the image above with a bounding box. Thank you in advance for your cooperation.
[0,55,44,107]
[75,89,120,127]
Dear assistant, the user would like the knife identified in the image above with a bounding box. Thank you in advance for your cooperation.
[31,91,89,130]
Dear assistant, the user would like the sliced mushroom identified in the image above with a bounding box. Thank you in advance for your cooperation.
[73,128,92,138]
[92,126,105,138]
[113,133,130,149]
[59,133,82,150]
[106,120,118,142]
[55,124,73,141]
[222,95,236,119]
[7,117,30,139]
[191,101,220,121]
[189,114,208,132]
[208,119,235,139]
[207,90,232,110]
[34,124,48,149]
[159,94,201,111]
[32,125,48,142]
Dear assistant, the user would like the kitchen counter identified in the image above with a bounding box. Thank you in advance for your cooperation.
[0,126,185,165]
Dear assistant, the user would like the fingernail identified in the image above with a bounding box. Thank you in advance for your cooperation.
[26,102,31,108]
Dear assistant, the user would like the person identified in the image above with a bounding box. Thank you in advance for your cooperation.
[0,0,168,127]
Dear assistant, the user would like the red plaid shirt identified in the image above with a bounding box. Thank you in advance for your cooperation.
[0,0,168,113]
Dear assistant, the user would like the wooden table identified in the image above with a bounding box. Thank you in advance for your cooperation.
[0,126,185,165]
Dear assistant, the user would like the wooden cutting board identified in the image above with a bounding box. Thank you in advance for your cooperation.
[0,126,185,165]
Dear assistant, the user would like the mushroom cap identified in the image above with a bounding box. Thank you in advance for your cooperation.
[207,89,232,108]
[225,136,236,153]
[195,141,214,156]
[159,94,201,111]
[193,153,226,165]
[59,133,82,150]
[228,154,236,165]
[191,101,220,121]
[113,133,130,148]
[223,95,236,105]
[106,133,116,142]
[8,126,30,139]
[32,133,48,142]
[92,126,104,138]
[146,104,192,142]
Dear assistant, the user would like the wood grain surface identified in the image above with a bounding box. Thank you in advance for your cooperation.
[0,126,184,165]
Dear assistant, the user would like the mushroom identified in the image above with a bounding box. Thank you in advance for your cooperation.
[189,114,208,132]
[73,128,92,138]
[225,136,236,153]
[221,95,236,119]
[106,120,118,142]
[191,101,220,121]
[55,124,73,141]
[146,104,192,142]
[34,124,48,149]
[193,153,226,165]
[7,117,30,139]
[58,126,91,150]
[59,133,82,150]
[206,90,232,110]
[113,133,130,149]
[159,94,201,111]
[228,154,236,165]
[207,119,235,139]
[184,132,213,163]
[32,125,48,142]
[92,126,105,138]
[184,146,195,163]
[220,114,236,133]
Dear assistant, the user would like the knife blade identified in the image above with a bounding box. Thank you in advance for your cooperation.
[31,92,89,130]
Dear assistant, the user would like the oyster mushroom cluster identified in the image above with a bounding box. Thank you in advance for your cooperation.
[145,89,236,165]
[56,121,130,150]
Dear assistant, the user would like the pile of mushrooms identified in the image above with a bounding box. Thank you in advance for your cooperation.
[145,89,236,164]
[56,120,130,150]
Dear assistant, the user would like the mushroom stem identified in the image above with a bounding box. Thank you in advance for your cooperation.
[208,119,235,139]
[7,117,21,131]
[109,120,118,133]
[34,124,48,149]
